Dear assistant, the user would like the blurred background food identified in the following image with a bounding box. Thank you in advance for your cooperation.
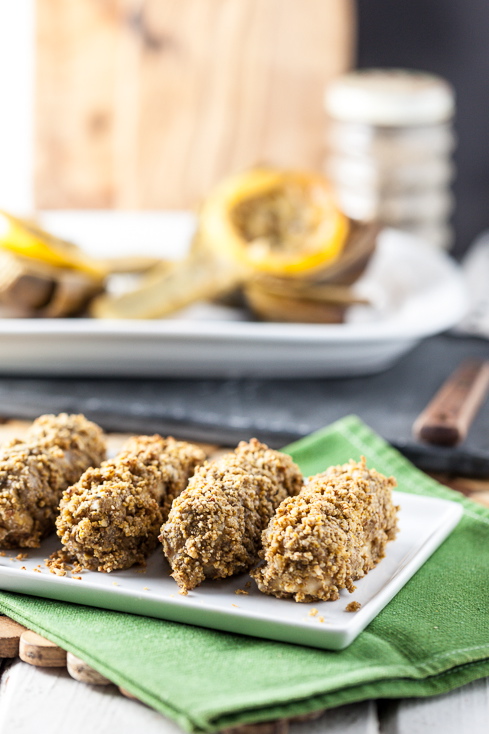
[91,167,377,322]
[1,0,488,321]
[0,211,105,317]
[0,211,163,317]
[0,168,377,323]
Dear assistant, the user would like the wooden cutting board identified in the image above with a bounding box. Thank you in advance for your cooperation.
[35,0,355,209]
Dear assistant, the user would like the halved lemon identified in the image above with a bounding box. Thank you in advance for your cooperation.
[198,168,349,276]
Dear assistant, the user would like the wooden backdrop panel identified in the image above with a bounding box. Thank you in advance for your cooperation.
[35,0,120,208]
[35,0,355,210]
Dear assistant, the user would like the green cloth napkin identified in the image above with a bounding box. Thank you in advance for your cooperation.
[1,415,489,732]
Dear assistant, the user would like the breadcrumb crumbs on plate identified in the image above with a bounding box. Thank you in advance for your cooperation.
[72,576,82,580]
[49,567,67,577]
[15,553,28,561]
[231,604,239,608]
[345,601,362,612]
[308,608,318,617]
[20,566,26,571]
[244,581,251,589]
[33,568,41,573]
[143,587,150,591]
[45,549,74,575]
[235,589,249,595]
[318,616,325,623]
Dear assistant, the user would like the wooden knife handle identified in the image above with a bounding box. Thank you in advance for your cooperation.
[413,359,489,446]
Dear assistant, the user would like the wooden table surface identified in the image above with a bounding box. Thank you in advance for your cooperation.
[0,660,487,734]
[0,419,487,734]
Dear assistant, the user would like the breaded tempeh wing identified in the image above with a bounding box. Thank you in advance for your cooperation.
[252,458,398,602]
[0,414,106,548]
[56,435,205,572]
[159,438,303,593]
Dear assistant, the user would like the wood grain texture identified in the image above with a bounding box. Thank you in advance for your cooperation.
[0,659,182,734]
[35,0,355,210]
[35,0,120,208]
[0,421,33,444]
[0,617,28,659]
[380,679,489,734]
[0,660,488,734]
[222,720,290,734]
[19,630,67,667]
[67,652,111,685]
[119,686,140,700]
[413,359,489,447]
[290,702,378,734]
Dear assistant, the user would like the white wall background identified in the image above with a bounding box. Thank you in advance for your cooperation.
[0,1,34,214]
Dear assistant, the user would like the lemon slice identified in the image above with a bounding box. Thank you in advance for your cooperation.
[199,168,349,276]
[0,211,106,279]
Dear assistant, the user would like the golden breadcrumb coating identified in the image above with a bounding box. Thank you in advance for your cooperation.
[159,438,303,593]
[56,435,205,572]
[252,457,398,602]
[0,414,106,548]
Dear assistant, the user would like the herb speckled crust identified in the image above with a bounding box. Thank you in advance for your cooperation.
[57,435,205,572]
[160,439,303,593]
[252,458,398,602]
[0,414,106,548]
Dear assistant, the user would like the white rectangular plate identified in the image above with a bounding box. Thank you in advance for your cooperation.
[0,491,462,650]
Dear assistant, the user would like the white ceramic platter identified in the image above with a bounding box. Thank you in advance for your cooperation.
[0,212,468,378]
[0,491,462,650]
